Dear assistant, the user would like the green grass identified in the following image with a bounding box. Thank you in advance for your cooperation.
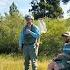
[0,54,51,70]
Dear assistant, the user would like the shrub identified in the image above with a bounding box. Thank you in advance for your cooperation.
[39,18,68,57]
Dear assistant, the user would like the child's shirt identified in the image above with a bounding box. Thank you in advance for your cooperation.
[63,43,70,55]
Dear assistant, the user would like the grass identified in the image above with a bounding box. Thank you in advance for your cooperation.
[0,54,51,70]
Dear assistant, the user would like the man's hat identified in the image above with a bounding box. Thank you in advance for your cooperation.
[62,32,70,37]
[25,15,34,20]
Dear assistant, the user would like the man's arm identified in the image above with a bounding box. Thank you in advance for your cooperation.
[30,26,41,39]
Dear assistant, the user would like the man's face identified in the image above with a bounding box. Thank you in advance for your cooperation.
[26,19,33,25]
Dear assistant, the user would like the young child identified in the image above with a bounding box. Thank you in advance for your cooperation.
[48,32,70,70]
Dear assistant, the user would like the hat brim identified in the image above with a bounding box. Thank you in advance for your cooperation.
[62,34,70,37]
[26,18,33,20]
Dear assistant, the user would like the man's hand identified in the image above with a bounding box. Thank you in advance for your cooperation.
[18,47,22,53]
[36,43,39,47]
[25,29,31,34]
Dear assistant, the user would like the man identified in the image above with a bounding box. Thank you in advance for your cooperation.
[19,15,40,70]
[48,32,70,70]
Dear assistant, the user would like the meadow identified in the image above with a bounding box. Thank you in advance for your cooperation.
[0,12,70,70]
[0,54,51,70]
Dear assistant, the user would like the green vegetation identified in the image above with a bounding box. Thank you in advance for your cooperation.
[1,12,70,58]
[0,1,70,70]
[62,0,70,3]
[0,13,24,53]
[0,2,24,53]
[39,18,67,57]
[0,54,49,70]
[0,2,70,58]
[30,0,63,19]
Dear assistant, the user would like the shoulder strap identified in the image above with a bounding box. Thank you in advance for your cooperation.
[31,25,40,43]
[31,24,36,31]
[23,25,27,32]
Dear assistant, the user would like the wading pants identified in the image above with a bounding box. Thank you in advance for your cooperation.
[23,44,38,70]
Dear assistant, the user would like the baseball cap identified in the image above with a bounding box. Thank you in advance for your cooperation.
[25,15,34,20]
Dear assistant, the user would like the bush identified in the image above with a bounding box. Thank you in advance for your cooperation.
[0,14,70,58]
[39,18,69,57]
[0,14,24,54]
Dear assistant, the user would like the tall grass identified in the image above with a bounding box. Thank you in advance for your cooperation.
[0,54,51,70]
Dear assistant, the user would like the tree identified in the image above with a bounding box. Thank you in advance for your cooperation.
[0,10,24,54]
[39,0,63,18]
[62,0,70,3]
[0,2,24,53]
[29,0,41,19]
[30,0,63,19]
[0,14,3,22]
[9,2,19,15]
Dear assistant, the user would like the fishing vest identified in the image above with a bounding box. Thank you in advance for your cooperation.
[23,25,37,45]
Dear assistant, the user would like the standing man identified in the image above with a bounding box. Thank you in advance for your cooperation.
[19,15,40,70]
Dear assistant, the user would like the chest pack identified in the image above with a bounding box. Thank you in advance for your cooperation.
[23,25,37,45]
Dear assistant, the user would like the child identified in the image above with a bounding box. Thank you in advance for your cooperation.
[48,32,70,70]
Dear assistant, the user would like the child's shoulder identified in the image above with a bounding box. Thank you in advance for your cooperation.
[64,43,70,46]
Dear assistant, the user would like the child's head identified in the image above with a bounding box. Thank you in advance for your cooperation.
[62,32,70,43]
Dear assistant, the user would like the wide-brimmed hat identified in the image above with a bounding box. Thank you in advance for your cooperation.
[62,32,70,37]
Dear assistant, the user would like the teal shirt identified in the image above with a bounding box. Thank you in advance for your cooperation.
[63,43,70,55]
[19,25,41,48]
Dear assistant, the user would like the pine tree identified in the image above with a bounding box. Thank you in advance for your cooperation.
[9,2,19,15]
[62,0,70,3]
[0,14,3,22]
[39,0,63,18]
[29,0,40,19]
[30,0,63,19]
